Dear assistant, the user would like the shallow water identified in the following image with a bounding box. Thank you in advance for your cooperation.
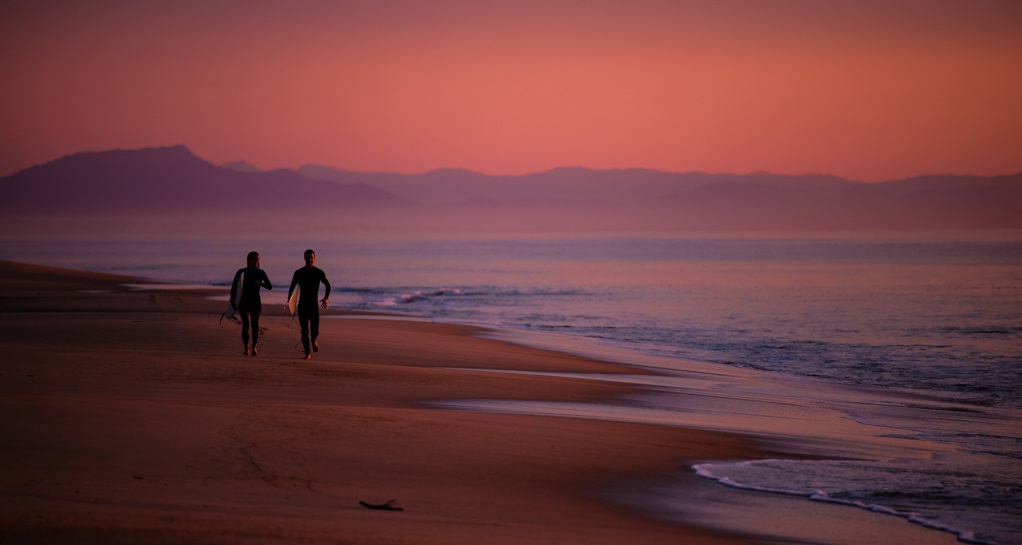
[2,230,1020,543]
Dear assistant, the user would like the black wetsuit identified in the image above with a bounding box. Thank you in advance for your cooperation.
[288,266,331,355]
[231,267,272,349]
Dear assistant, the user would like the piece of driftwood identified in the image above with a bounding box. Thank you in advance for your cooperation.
[359,499,403,511]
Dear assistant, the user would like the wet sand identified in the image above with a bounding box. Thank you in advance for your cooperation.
[0,260,958,544]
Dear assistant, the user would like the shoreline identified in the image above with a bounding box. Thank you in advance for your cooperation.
[0,259,960,544]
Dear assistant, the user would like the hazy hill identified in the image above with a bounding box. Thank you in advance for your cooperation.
[220,160,261,173]
[2,146,1020,235]
[0,146,401,215]
[299,163,1022,231]
[296,165,860,207]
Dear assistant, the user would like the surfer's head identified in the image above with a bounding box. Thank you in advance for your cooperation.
[247,251,260,268]
[304,249,315,267]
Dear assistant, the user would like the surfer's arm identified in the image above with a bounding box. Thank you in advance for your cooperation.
[320,275,331,307]
[260,271,272,290]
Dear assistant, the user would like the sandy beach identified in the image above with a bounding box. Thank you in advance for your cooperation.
[0,259,961,545]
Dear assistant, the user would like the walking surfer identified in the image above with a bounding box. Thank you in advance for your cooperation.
[288,249,331,359]
[231,251,272,356]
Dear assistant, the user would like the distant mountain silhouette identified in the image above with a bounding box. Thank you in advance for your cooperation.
[2,146,1020,234]
[0,146,402,215]
[220,160,261,173]
[298,163,1022,230]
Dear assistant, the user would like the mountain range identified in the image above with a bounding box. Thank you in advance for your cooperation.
[2,145,1020,235]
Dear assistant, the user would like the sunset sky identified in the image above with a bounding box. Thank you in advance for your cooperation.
[2,0,1021,181]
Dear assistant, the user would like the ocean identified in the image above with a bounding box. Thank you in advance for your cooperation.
[2,231,1020,544]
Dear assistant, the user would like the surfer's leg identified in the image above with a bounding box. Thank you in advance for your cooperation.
[240,310,251,354]
[250,308,261,356]
[310,310,320,352]
[251,309,261,345]
[298,308,311,356]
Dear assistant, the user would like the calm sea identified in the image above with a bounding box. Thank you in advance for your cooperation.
[2,231,1020,544]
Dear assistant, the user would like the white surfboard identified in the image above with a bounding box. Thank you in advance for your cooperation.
[287,284,300,316]
[224,271,245,319]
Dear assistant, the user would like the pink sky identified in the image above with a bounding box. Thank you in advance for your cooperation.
[2,0,1021,181]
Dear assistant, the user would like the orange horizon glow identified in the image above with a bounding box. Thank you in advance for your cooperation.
[2,0,1021,182]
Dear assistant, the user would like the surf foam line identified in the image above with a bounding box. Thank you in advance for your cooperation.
[692,461,1000,545]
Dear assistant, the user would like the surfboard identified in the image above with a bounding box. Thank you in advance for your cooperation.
[224,271,244,320]
[287,284,300,316]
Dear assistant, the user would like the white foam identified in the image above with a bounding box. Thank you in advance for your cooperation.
[692,460,1003,545]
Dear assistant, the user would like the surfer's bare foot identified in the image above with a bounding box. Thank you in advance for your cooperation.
[305,352,312,360]
[243,348,250,356]
[251,346,258,356]
[313,341,319,353]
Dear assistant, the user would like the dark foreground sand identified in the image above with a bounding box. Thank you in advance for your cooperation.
[0,260,958,544]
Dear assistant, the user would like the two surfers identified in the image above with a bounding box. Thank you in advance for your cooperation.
[227,249,331,359]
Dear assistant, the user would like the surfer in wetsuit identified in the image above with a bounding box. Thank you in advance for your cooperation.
[288,249,331,359]
[231,251,272,356]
